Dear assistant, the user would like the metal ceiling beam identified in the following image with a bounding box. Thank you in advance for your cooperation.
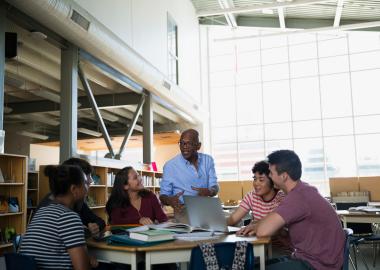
[217,19,380,41]
[80,49,197,124]
[116,94,145,159]
[78,65,115,158]
[217,0,237,28]
[79,50,144,94]
[278,7,286,30]
[5,64,61,93]
[334,0,345,27]
[235,17,380,31]
[7,92,142,115]
[143,92,153,164]
[197,0,331,17]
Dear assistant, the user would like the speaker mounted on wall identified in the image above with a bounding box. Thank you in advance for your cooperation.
[5,32,17,59]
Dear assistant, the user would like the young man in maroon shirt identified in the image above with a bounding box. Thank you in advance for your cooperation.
[238,150,345,270]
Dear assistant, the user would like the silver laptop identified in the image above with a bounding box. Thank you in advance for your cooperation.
[183,195,239,233]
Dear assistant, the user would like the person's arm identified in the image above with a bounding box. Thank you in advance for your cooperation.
[80,202,106,232]
[67,246,91,270]
[151,194,168,223]
[159,191,184,210]
[160,164,175,205]
[255,212,286,237]
[160,163,185,209]
[59,211,94,269]
[227,207,249,226]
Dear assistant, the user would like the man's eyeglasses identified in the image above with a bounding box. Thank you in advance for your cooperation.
[178,141,198,147]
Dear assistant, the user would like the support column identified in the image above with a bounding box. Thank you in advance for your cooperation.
[143,91,153,164]
[60,44,78,163]
[0,2,6,153]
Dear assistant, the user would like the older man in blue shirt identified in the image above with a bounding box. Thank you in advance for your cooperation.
[160,129,219,217]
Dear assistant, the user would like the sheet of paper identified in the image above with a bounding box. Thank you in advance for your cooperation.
[174,235,220,241]
[234,235,258,241]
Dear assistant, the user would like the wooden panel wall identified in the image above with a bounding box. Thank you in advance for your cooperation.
[329,177,359,197]
[218,181,242,203]
[359,176,380,201]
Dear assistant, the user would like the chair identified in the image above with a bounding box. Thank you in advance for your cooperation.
[189,242,254,270]
[337,202,380,269]
[4,253,38,270]
[343,228,357,270]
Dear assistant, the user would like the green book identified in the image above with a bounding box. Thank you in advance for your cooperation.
[129,229,175,242]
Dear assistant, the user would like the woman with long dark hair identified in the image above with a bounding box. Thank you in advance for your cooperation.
[106,166,168,225]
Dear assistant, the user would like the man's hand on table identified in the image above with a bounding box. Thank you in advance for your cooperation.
[236,222,257,237]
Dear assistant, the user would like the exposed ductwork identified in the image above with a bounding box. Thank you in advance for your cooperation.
[8,0,204,124]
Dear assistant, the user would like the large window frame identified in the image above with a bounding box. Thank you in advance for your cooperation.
[205,27,380,196]
[167,13,178,85]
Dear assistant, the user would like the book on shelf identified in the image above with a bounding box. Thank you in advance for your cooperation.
[348,206,380,213]
[129,229,175,242]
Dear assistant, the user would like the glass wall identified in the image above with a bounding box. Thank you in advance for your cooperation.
[205,27,380,196]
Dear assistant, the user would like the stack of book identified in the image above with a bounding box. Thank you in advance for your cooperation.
[129,229,175,242]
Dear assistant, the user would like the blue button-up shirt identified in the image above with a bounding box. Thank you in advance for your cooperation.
[160,153,218,203]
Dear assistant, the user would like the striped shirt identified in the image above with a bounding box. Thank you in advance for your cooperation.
[240,190,285,221]
[20,203,85,270]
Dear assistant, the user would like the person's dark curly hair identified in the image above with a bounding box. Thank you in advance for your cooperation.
[252,160,274,188]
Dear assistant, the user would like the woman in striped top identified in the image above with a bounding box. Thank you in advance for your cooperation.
[227,160,285,226]
[20,165,97,270]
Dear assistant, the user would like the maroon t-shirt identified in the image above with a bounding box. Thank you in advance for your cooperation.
[275,181,345,270]
[110,192,168,225]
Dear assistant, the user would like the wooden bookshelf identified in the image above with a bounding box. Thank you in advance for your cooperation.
[27,172,39,208]
[27,171,39,225]
[0,153,27,255]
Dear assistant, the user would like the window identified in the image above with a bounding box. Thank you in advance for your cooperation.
[205,28,380,196]
[167,14,178,84]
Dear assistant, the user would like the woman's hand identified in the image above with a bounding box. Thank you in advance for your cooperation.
[87,223,100,236]
[139,217,154,225]
[236,222,257,236]
[89,255,98,268]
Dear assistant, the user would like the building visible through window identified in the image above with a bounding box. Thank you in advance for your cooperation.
[167,13,178,84]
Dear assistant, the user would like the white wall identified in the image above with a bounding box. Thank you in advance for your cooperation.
[30,144,60,169]
[74,0,201,103]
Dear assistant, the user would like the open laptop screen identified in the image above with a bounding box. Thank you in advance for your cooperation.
[183,196,228,232]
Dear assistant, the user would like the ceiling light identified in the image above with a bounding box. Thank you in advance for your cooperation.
[30,31,47,40]
[262,9,274,15]
[17,131,49,140]
[78,128,102,137]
